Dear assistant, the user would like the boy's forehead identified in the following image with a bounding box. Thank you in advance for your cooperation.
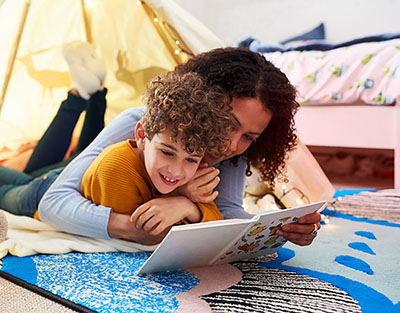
[153,130,203,157]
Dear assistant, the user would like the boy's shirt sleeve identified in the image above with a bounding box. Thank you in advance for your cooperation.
[196,201,223,222]
[81,140,151,215]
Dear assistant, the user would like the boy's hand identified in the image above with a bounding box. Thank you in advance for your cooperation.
[107,211,168,245]
[130,196,201,236]
[172,163,220,203]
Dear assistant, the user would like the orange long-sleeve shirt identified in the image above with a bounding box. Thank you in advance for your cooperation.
[81,139,223,222]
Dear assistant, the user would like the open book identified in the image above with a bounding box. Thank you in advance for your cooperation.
[138,200,326,274]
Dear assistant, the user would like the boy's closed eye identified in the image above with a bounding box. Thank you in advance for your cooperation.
[186,157,201,164]
[161,149,174,156]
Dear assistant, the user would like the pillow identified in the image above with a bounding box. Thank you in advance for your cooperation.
[280,23,325,45]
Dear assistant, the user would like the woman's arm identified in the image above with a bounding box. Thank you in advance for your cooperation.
[38,107,146,238]
[214,158,254,219]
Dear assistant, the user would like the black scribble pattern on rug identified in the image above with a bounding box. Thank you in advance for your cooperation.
[201,259,361,313]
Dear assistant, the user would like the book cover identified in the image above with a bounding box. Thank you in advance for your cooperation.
[137,200,326,274]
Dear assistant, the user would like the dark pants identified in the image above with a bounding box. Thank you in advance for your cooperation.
[24,89,107,177]
[0,89,107,216]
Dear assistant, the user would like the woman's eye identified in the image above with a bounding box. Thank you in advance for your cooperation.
[244,134,256,142]
[161,150,174,156]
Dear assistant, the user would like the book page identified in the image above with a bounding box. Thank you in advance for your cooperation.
[213,201,326,265]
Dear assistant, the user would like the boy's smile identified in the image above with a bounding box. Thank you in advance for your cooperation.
[136,125,202,194]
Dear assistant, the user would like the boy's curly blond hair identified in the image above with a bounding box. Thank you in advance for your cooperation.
[141,71,233,156]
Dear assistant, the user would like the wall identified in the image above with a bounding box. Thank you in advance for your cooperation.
[173,0,400,45]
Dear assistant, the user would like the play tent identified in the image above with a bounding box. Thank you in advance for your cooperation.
[0,0,224,148]
[0,0,334,206]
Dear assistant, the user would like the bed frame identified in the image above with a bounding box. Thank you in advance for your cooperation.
[175,0,400,190]
[295,104,400,189]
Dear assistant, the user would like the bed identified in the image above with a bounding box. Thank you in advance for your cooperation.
[238,32,400,189]
[173,0,400,189]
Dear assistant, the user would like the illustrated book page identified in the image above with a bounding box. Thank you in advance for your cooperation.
[138,200,326,274]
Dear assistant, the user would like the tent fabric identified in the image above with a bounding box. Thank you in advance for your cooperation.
[0,0,334,207]
[0,0,225,148]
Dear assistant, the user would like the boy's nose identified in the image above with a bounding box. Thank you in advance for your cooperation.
[168,162,184,178]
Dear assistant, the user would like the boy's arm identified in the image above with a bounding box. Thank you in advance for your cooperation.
[81,142,145,215]
[39,107,146,238]
[196,201,223,222]
[130,196,202,235]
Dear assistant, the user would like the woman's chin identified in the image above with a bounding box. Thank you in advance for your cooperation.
[202,155,221,165]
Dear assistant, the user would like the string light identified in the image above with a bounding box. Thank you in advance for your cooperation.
[321,214,330,224]
[278,185,310,207]
[296,198,304,206]
[153,17,158,23]
[174,49,180,55]
[136,1,142,6]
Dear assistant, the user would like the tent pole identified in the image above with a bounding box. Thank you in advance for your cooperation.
[141,2,188,65]
[0,0,31,114]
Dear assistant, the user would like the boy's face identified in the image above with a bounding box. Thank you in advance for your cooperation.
[137,127,203,194]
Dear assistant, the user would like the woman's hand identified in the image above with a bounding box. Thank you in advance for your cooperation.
[130,196,201,236]
[276,211,322,246]
[172,163,220,203]
[107,211,169,245]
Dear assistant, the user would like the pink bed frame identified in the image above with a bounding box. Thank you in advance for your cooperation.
[295,104,400,189]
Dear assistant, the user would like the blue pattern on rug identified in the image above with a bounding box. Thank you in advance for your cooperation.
[348,242,376,255]
[2,252,199,313]
[259,214,400,313]
[355,230,377,240]
[335,255,374,275]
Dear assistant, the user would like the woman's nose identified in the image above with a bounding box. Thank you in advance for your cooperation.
[228,134,240,153]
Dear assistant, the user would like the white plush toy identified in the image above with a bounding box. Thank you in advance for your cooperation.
[243,167,280,214]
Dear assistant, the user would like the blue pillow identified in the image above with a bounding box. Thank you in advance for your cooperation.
[280,23,325,45]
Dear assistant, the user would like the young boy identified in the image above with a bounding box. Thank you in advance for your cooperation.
[80,71,233,236]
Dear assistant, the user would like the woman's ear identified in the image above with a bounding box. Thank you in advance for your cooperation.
[135,121,146,150]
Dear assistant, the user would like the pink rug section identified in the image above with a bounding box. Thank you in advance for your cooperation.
[176,264,242,312]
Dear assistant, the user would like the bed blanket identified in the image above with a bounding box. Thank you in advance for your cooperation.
[0,210,156,260]
[264,39,400,106]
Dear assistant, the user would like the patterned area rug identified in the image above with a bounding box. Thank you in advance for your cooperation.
[1,191,399,313]
[329,189,400,223]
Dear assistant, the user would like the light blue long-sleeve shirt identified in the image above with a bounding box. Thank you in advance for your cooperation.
[38,107,253,238]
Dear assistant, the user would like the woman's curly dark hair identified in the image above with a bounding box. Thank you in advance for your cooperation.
[141,71,233,156]
[175,47,299,185]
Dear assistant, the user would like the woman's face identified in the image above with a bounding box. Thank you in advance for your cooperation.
[203,97,272,165]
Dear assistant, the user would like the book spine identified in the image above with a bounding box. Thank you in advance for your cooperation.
[208,218,258,265]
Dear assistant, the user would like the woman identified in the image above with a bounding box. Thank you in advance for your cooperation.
[39,47,322,246]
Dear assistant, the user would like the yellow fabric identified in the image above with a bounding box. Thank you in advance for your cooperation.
[81,139,223,222]
[1,0,206,148]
